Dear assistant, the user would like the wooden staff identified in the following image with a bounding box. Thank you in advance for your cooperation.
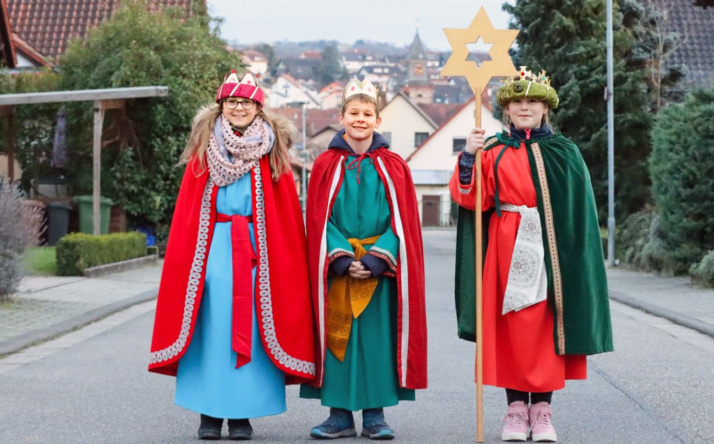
[473,87,484,443]
[440,8,519,443]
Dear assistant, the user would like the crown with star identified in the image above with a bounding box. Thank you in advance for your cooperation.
[342,77,380,106]
[215,70,265,106]
[497,66,559,109]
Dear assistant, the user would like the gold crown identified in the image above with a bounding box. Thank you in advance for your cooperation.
[343,77,379,104]
[502,66,552,87]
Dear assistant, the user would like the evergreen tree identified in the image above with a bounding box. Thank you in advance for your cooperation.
[504,0,656,222]
[649,88,714,274]
[314,44,345,85]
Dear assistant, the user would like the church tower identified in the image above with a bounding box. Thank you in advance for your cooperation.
[405,31,434,105]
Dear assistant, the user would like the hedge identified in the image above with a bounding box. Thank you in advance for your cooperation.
[56,232,146,276]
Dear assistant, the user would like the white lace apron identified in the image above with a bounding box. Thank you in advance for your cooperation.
[501,204,548,315]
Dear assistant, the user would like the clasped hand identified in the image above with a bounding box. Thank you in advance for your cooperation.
[349,261,371,280]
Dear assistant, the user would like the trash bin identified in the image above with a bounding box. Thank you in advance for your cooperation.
[75,195,113,235]
[46,201,72,246]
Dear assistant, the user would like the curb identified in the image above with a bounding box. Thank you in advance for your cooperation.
[0,289,157,356]
[609,290,714,339]
[83,255,158,278]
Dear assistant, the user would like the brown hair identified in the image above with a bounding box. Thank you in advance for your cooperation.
[179,102,295,181]
[341,94,380,118]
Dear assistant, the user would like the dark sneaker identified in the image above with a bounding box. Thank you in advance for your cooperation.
[361,408,395,440]
[228,418,253,440]
[198,414,223,440]
[310,408,357,439]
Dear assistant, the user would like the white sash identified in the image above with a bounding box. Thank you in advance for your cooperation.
[500,204,548,314]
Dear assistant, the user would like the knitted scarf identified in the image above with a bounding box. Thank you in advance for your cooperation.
[207,115,273,187]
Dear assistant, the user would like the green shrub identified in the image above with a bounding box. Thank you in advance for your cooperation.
[56,232,146,276]
[690,251,714,288]
[0,183,44,299]
[649,88,714,274]
[637,216,667,273]
[616,209,655,266]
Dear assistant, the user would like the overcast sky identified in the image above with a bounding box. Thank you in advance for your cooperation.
[205,1,513,51]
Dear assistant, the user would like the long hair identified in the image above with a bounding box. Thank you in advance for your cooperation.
[179,103,295,182]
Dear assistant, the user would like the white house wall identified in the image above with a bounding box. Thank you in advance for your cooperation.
[408,103,503,171]
[379,95,435,160]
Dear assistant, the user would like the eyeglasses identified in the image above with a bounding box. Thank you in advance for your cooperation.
[223,98,255,110]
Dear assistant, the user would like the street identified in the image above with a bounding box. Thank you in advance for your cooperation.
[1,230,712,443]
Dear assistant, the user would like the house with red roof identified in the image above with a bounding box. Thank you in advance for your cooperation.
[4,0,201,67]
[405,94,503,226]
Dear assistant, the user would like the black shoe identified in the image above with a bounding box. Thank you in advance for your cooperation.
[228,419,253,440]
[198,414,223,440]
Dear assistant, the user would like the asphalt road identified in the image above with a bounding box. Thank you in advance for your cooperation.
[1,230,712,443]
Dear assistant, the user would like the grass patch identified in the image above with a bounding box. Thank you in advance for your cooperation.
[23,247,57,276]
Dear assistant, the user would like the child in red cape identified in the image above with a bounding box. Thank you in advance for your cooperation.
[148,71,315,440]
[300,77,428,440]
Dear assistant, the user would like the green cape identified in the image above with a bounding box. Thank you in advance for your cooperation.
[455,132,613,356]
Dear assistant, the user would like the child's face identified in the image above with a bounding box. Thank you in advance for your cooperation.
[506,98,548,130]
[339,100,381,143]
[221,98,259,129]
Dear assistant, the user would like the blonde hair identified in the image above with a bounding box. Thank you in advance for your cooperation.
[341,94,380,118]
[179,103,296,181]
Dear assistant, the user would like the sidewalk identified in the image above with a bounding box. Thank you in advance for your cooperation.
[1,260,713,357]
[0,262,162,356]
[607,266,714,337]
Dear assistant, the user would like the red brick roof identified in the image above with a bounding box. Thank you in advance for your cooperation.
[269,107,341,138]
[6,0,201,62]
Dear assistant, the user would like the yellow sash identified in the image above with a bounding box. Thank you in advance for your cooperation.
[326,235,380,362]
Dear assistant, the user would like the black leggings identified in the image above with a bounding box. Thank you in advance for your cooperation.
[506,389,553,405]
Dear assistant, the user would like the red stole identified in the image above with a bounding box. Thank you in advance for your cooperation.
[148,156,316,384]
[306,148,428,390]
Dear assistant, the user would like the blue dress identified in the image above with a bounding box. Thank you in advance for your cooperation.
[175,174,286,419]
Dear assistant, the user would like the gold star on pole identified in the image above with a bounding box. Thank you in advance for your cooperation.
[441,7,519,94]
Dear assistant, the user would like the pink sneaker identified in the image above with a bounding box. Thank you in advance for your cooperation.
[529,402,557,442]
[501,401,529,441]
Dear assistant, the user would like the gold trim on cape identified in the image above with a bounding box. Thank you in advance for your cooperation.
[530,142,566,355]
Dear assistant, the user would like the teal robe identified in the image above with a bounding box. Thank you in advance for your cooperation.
[300,155,415,410]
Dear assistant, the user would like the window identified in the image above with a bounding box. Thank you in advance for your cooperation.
[383,132,392,144]
[414,132,429,148]
[453,137,466,153]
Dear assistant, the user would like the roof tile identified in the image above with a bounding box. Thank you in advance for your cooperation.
[6,0,199,62]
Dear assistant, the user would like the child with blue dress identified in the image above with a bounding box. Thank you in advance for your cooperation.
[149,71,316,440]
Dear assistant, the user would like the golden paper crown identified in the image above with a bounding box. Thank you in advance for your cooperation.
[343,77,379,105]
[502,66,552,87]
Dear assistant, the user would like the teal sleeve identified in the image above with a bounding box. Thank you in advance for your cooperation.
[326,219,354,262]
[367,225,399,271]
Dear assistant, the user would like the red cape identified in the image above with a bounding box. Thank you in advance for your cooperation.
[306,148,427,389]
[148,156,316,384]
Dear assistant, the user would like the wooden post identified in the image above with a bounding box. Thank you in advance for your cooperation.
[93,101,104,236]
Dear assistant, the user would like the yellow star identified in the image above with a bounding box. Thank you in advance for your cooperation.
[441,7,519,93]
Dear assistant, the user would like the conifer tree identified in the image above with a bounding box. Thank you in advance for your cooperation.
[504,0,661,222]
